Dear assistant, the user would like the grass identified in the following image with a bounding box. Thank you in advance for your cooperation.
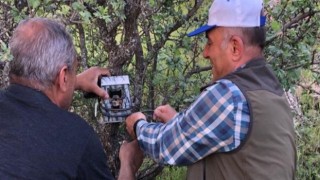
[156,166,187,180]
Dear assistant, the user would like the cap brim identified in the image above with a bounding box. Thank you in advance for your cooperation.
[187,25,216,37]
[260,16,266,27]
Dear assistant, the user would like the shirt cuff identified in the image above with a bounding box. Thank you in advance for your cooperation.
[133,119,146,137]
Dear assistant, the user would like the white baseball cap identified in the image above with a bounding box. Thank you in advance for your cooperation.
[188,0,266,37]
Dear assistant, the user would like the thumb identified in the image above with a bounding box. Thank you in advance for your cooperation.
[153,109,159,120]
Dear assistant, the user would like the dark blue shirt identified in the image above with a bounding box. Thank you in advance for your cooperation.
[0,84,114,179]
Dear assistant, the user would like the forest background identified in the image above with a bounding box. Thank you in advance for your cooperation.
[0,0,319,179]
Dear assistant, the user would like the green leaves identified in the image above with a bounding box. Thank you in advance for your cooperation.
[79,10,92,23]
[1,0,319,178]
[94,6,111,23]
[71,2,85,11]
[71,2,92,23]
[60,5,70,15]
[28,0,40,9]
[0,40,13,62]
[270,20,281,31]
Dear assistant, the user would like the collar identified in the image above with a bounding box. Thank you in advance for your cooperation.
[200,57,266,92]
[5,84,53,108]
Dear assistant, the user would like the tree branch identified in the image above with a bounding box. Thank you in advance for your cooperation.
[0,1,13,11]
[298,82,320,96]
[186,65,211,78]
[137,162,164,180]
[266,10,320,46]
[76,23,88,69]
[151,0,204,60]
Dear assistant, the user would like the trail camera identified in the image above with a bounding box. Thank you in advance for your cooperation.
[99,75,132,123]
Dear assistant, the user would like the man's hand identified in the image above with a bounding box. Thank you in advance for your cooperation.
[75,67,110,99]
[118,140,144,180]
[153,104,177,123]
[125,112,146,139]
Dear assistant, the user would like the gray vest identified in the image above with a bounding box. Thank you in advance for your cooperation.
[187,59,296,180]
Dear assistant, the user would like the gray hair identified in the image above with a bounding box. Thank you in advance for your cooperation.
[221,27,266,50]
[9,18,77,89]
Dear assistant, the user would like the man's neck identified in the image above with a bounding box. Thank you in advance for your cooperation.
[237,47,264,69]
[9,75,45,91]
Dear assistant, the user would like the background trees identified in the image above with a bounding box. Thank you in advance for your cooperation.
[1,0,319,179]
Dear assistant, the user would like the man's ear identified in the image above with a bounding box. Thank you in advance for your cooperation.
[229,36,244,62]
[57,65,69,92]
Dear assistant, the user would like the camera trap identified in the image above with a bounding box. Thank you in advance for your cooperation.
[98,75,132,123]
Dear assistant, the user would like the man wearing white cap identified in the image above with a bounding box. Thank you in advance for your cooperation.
[124,0,296,179]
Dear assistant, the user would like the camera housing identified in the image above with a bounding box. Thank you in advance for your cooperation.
[99,75,132,123]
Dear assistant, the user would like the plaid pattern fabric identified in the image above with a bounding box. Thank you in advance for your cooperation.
[136,79,250,165]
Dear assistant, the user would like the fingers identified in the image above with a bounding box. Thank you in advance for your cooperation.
[93,67,110,99]
[153,104,177,123]
[94,67,111,77]
[153,107,162,121]
[95,67,110,99]
[119,139,144,178]
[125,112,146,139]
[76,67,111,99]
[93,85,109,99]
[152,114,157,120]
[153,105,167,122]
[125,126,132,138]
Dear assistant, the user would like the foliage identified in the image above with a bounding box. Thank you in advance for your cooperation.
[264,0,320,89]
[0,40,13,62]
[156,166,187,180]
[294,69,320,180]
[295,96,320,179]
[0,0,320,179]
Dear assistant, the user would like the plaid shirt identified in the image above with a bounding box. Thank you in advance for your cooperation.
[136,79,250,165]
